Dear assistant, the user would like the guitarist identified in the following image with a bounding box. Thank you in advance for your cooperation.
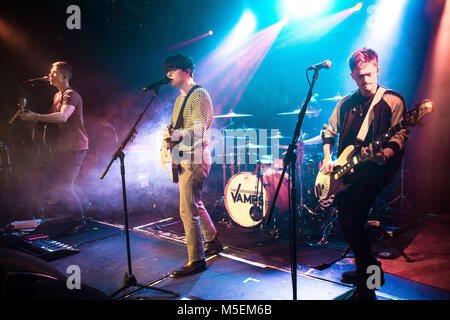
[162,54,222,277]
[19,61,89,232]
[320,48,408,299]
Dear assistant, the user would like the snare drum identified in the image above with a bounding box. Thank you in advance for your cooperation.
[224,171,290,227]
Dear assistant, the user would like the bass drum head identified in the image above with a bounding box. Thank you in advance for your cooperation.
[224,172,268,228]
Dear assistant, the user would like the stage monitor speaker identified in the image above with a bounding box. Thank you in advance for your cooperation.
[0,248,109,300]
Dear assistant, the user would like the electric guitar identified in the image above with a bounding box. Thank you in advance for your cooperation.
[161,124,183,183]
[315,99,434,207]
[9,97,53,161]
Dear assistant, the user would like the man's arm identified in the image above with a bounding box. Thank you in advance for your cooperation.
[320,96,346,173]
[20,104,75,123]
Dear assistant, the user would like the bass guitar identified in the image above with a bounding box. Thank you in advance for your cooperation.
[315,99,434,207]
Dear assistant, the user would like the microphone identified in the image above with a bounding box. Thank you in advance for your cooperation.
[142,77,171,92]
[22,76,49,83]
[307,60,332,71]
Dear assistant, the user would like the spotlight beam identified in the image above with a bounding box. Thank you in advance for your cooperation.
[165,30,213,51]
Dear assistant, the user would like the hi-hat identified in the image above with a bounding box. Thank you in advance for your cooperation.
[214,111,254,118]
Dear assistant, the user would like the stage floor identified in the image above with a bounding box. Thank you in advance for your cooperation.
[42,213,450,301]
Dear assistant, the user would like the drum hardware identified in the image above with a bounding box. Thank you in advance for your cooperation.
[301,205,339,247]
[223,171,290,229]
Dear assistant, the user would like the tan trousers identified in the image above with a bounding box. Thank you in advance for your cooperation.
[178,148,217,263]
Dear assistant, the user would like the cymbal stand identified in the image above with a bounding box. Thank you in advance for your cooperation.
[388,159,417,216]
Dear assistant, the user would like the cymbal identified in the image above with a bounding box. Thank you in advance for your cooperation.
[268,134,290,139]
[321,94,343,101]
[214,111,254,118]
[235,143,269,149]
[303,135,322,145]
[277,109,319,116]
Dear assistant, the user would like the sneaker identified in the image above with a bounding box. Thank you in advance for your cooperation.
[204,237,223,257]
[171,260,207,278]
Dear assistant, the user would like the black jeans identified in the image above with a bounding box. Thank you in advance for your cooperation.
[336,162,383,274]
[50,149,87,219]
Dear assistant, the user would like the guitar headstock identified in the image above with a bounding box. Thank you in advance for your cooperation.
[17,97,27,109]
[406,99,433,127]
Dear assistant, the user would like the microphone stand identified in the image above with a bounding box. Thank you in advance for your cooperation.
[100,86,179,299]
[264,68,322,300]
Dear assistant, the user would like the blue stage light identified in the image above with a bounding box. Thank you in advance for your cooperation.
[283,0,332,19]
[235,10,257,37]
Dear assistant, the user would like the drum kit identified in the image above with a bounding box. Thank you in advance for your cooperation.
[212,94,342,244]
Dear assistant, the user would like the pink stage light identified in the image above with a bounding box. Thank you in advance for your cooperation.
[166,30,214,51]
[197,19,287,115]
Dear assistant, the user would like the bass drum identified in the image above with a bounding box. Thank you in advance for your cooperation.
[224,171,290,228]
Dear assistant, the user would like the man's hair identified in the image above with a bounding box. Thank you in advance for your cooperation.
[52,61,73,81]
[163,54,195,76]
[348,48,378,72]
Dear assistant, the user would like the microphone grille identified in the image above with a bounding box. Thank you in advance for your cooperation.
[324,60,332,69]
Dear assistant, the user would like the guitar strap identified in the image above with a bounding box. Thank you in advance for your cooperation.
[355,86,387,144]
[173,85,202,130]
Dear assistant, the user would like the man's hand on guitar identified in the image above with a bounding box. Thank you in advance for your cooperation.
[19,110,39,122]
[320,159,335,175]
[161,127,171,169]
[361,143,393,165]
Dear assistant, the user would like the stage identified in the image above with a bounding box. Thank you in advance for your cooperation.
[15,210,448,301]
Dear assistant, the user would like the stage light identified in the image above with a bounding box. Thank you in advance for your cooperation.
[355,3,363,11]
[283,0,331,19]
[166,30,214,51]
[365,0,407,32]
[235,10,257,37]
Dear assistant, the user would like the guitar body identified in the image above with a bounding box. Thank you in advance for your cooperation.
[315,145,356,207]
[162,124,182,184]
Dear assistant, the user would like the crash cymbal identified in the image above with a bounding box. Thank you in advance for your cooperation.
[321,94,343,101]
[277,109,319,116]
[268,134,290,139]
[303,135,322,145]
[214,111,254,118]
[235,143,269,149]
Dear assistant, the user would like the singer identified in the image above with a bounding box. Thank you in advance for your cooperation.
[320,48,408,299]
[161,54,222,277]
[19,61,89,233]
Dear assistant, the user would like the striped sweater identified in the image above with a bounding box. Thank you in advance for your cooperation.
[170,86,213,152]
